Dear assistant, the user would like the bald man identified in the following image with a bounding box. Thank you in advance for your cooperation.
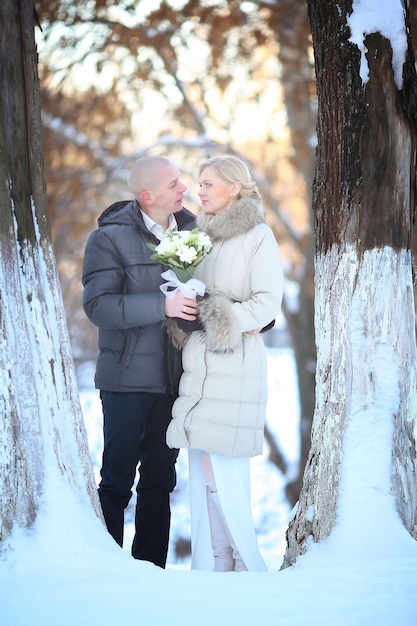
[82,157,197,567]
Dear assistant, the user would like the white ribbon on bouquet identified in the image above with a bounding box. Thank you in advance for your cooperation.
[159,269,206,299]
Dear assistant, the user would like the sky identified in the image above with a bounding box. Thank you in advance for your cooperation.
[1,2,417,625]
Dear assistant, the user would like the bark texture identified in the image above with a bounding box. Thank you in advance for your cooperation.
[0,0,101,543]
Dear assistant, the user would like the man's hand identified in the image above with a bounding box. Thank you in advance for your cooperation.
[165,291,199,320]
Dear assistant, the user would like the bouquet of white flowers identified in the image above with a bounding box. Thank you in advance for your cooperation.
[148,228,212,298]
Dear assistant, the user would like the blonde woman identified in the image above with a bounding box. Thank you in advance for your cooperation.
[166,155,284,571]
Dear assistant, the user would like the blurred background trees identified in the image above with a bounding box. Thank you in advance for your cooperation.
[34,0,417,507]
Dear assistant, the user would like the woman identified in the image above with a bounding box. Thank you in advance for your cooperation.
[166,155,284,572]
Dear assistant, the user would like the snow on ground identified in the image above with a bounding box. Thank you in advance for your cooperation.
[1,348,417,625]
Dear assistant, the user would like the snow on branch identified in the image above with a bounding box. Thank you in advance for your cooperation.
[347,0,407,89]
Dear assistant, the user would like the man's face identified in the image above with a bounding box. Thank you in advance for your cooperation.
[151,163,187,214]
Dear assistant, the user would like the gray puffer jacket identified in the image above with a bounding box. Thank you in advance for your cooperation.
[82,199,195,394]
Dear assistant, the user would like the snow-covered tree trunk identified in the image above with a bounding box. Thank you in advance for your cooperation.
[282,0,417,567]
[0,0,101,544]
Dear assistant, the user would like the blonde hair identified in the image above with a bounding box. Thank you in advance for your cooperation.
[198,155,261,202]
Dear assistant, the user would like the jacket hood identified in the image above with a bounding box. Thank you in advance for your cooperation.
[196,196,265,242]
[98,200,142,227]
[97,199,195,230]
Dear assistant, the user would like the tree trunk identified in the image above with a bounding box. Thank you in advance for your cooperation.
[283,0,417,567]
[0,0,101,543]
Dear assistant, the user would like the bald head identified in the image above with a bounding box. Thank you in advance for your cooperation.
[127,156,174,198]
[127,156,187,226]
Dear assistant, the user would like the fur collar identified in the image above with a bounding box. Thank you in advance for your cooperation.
[196,196,265,242]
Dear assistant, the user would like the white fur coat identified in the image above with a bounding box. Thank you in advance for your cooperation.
[166,196,284,458]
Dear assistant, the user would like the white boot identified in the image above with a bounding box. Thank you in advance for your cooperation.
[233,555,248,572]
[206,488,247,572]
[206,487,234,571]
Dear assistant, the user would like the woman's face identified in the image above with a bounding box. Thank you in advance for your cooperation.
[197,165,239,215]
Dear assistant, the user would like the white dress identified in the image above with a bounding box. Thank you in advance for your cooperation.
[188,449,268,571]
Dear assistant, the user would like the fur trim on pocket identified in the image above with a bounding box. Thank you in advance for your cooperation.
[164,318,190,350]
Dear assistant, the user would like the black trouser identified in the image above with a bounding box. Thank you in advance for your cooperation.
[98,391,179,568]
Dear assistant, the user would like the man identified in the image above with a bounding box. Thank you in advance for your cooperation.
[82,156,198,567]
